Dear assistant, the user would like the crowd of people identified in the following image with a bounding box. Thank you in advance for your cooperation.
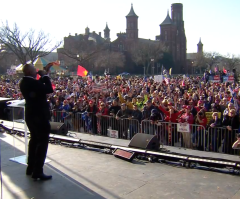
[0,72,240,154]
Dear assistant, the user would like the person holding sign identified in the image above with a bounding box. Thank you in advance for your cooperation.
[178,106,194,148]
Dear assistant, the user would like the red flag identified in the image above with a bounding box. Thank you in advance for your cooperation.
[52,83,56,90]
[77,65,88,77]
[223,67,227,74]
[36,69,40,80]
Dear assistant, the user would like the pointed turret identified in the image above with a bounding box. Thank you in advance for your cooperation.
[160,10,172,26]
[126,3,138,17]
[104,23,110,40]
[126,4,138,40]
[198,38,203,45]
[85,26,90,35]
[197,38,203,53]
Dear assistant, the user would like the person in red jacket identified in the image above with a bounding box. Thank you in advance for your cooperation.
[179,106,194,148]
[159,103,184,145]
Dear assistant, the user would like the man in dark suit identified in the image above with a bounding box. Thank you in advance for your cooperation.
[19,63,53,180]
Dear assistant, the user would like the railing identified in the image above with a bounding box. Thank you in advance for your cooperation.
[50,110,240,155]
[207,127,239,155]
[50,110,141,140]
[141,121,206,149]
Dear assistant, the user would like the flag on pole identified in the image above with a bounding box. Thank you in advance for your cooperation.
[77,65,88,77]
[87,71,93,81]
[223,67,227,74]
[169,68,172,76]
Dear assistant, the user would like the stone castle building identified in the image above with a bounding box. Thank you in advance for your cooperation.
[58,3,202,74]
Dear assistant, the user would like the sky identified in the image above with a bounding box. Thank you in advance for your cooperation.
[0,0,240,55]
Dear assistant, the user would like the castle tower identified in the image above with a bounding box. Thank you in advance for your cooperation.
[160,10,173,46]
[197,38,203,53]
[171,3,186,73]
[104,23,110,40]
[126,4,138,40]
[85,26,90,35]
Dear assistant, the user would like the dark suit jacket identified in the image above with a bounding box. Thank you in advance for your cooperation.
[19,76,53,120]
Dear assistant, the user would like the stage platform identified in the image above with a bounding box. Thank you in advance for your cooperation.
[1,123,240,198]
[1,119,240,163]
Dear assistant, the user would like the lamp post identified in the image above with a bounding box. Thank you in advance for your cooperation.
[192,61,194,74]
[151,59,155,76]
[143,67,145,77]
[157,63,160,74]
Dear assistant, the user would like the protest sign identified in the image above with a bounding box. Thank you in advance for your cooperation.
[208,75,220,82]
[107,129,119,138]
[223,76,234,83]
[205,112,221,124]
[177,123,190,133]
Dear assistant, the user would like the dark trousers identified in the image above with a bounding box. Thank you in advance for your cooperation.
[25,113,50,174]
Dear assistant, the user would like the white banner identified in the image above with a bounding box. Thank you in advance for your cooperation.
[177,123,190,133]
[154,75,164,83]
[92,84,108,92]
[107,129,119,139]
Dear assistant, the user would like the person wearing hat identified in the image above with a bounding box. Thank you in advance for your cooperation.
[118,92,133,110]
[179,105,194,148]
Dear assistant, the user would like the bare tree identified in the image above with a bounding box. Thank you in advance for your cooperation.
[58,35,108,67]
[223,53,240,71]
[193,53,207,74]
[94,50,125,72]
[204,51,221,69]
[130,40,167,75]
[0,21,62,64]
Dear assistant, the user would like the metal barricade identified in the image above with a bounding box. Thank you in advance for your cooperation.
[50,111,141,140]
[97,115,140,140]
[141,120,206,150]
[207,127,239,155]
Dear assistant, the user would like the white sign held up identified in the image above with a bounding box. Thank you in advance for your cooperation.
[177,123,190,133]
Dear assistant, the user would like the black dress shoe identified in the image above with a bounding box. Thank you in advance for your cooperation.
[32,173,52,181]
[26,167,33,176]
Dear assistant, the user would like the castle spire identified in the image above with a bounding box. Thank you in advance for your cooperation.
[126,3,138,17]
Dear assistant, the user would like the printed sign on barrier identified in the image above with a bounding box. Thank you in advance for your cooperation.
[223,76,234,83]
[208,75,220,82]
[107,129,119,139]
[177,123,190,133]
